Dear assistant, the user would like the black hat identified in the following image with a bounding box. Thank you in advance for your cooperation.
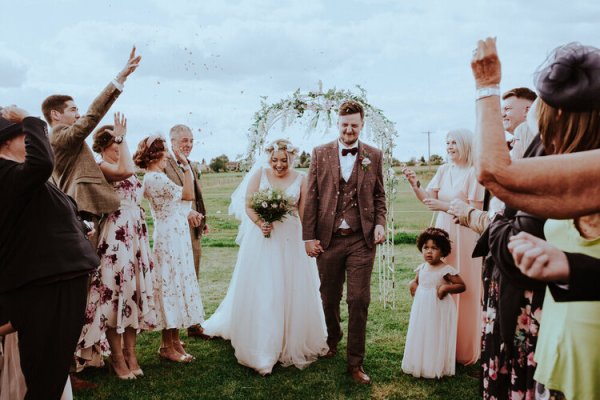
[534,43,600,112]
[0,116,23,144]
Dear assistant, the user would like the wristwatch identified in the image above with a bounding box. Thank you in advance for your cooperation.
[113,136,124,144]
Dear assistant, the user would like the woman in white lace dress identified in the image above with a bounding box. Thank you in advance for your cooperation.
[203,139,328,375]
[133,136,204,363]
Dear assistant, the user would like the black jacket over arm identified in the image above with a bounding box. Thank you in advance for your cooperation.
[548,253,600,302]
[0,117,99,295]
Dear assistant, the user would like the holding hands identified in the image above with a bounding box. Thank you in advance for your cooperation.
[305,240,324,258]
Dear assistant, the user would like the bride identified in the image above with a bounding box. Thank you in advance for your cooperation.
[203,139,328,375]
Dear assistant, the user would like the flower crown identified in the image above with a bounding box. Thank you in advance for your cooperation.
[265,142,299,155]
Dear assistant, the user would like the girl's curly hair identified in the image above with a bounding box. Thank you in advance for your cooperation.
[416,227,452,257]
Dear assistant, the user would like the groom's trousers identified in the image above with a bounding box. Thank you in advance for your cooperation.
[0,275,88,400]
[317,231,376,367]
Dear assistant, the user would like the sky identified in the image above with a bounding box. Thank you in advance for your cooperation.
[1,0,599,163]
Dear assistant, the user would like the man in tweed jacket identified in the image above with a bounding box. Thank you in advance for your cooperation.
[303,100,386,385]
[43,47,141,247]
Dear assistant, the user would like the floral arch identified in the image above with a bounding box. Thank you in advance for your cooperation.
[245,83,400,308]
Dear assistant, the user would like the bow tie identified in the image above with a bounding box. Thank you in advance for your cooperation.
[341,148,358,156]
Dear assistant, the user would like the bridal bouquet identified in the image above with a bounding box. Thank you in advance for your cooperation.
[250,188,295,238]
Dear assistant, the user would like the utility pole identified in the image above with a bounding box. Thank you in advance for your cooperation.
[422,131,432,170]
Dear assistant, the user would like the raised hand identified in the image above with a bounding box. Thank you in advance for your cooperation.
[471,37,501,89]
[401,167,419,188]
[112,112,127,138]
[173,147,188,166]
[116,46,142,84]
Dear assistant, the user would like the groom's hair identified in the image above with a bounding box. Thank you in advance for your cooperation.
[338,100,364,120]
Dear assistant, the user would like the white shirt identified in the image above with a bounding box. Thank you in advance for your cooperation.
[337,140,359,229]
[338,140,358,182]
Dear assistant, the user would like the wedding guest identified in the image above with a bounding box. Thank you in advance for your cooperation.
[43,46,140,247]
[450,132,547,399]
[134,136,204,363]
[0,333,72,400]
[508,232,600,301]
[501,87,536,142]
[473,37,600,400]
[164,124,210,340]
[0,107,98,399]
[42,46,140,389]
[403,128,485,366]
[76,115,156,380]
[402,228,465,379]
[473,46,600,219]
[203,139,328,376]
[303,101,387,385]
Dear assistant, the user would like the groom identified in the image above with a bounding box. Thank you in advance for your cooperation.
[303,100,386,385]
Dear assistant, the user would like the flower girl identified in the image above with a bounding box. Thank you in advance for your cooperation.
[401,228,466,378]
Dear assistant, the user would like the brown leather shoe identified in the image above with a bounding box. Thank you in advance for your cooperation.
[322,346,337,359]
[347,365,371,385]
[187,324,213,340]
[70,374,99,391]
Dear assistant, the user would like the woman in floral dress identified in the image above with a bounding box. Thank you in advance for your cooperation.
[134,135,204,363]
[76,114,156,380]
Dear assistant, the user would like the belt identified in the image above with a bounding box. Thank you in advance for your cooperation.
[334,228,355,236]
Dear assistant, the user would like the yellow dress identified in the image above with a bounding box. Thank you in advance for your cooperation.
[535,219,600,400]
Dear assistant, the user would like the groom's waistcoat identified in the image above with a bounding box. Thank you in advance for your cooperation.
[333,161,361,233]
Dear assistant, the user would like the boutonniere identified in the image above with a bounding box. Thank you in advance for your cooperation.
[358,151,372,171]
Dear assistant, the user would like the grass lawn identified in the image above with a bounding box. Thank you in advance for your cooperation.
[76,166,480,400]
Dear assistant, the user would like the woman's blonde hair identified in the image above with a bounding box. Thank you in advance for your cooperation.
[265,139,299,165]
[446,129,474,166]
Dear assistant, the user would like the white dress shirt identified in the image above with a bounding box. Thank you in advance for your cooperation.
[338,140,358,182]
[337,140,359,229]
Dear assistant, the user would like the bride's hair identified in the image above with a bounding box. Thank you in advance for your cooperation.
[265,139,299,166]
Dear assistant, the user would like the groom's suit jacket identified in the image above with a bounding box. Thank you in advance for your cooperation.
[302,140,387,249]
[50,82,122,217]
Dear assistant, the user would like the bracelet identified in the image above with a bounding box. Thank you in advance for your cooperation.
[476,86,501,101]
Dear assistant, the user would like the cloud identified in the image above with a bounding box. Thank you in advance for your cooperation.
[0,45,28,88]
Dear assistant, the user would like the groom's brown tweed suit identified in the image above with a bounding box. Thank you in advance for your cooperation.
[303,139,386,367]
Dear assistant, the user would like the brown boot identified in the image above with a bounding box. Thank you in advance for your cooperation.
[347,365,371,385]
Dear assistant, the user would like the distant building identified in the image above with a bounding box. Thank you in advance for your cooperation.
[226,161,240,171]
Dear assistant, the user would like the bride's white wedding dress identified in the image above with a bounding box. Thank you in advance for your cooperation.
[203,168,328,375]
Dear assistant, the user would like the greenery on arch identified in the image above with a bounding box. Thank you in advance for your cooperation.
[244,82,398,168]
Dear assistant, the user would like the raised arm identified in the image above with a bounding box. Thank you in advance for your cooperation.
[1,107,54,195]
[173,148,194,201]
[52,46,141,148]
[98,113,135,182]
[471,37,600,218]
